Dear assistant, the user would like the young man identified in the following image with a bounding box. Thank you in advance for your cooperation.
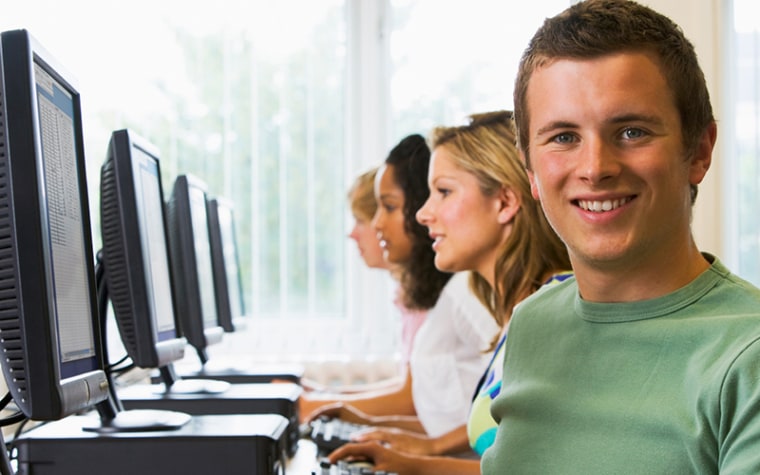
[481,1,760,473]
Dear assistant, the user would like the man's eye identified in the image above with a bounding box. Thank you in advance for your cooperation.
[553,133,574,144]
[622,127,646,139]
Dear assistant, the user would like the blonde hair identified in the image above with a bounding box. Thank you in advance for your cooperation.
[428,111,570,347]
[347,167,379,222]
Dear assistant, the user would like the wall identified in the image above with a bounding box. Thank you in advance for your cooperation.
[645,0,725,257]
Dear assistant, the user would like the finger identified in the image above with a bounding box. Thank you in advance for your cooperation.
[327,442,379,464]
[352,429,391,442]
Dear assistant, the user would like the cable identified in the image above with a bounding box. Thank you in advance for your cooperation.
[95,251,123,412]
[0,394,12,412]
[11,420,29,442]
[0,394,16,475]
[110,363,137,378]
[0,413,25,428]
[107,355,132,372]
[0,430,13,475]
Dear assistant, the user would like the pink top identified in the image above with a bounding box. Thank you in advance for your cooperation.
[394,286,428,366]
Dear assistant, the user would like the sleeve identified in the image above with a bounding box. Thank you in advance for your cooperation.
[718,337,760,474]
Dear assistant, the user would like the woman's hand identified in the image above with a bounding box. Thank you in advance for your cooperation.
[304,402,374,426]
[328,441,420,475]
[352,427,435,455]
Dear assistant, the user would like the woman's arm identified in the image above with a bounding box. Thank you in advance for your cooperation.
[300,366,417,423]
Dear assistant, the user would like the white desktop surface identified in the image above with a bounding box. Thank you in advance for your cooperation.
[287,439,320,474]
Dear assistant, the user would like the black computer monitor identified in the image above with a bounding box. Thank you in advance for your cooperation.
[100,131,227,397]
[99,129,187,370]
[165,174,224,365]
[0,29,109,422]
[0,30,190,439]
[207,196,247,333]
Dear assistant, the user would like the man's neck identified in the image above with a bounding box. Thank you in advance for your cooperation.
[572,242,710,303]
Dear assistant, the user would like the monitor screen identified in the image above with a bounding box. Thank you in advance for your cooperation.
[133,148,176,341]
[207,197,247,332]
[165,174,224,363]
[0,29,108,420]
[99,128,186,369]
[188,185,219,331]
[37,62,97,378]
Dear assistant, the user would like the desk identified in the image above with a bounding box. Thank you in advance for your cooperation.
[286,439,320,474]
[160,357,304,384]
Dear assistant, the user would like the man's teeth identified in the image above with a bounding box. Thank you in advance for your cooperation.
[578,197,631,212]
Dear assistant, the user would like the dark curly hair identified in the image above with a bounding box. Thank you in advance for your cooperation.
[386,134,452,310]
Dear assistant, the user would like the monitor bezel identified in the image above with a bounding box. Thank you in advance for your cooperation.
[0,28,109,420]
[99,128,187,370]
[166,174,224,361]
[207,196,247,333]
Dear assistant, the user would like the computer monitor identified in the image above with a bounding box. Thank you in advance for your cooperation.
[0,28,109,422]
[165,174,224,365]
[0,30,190,438]
[99,131,227,397]
[99,129,187,370]
[207,196,247,332]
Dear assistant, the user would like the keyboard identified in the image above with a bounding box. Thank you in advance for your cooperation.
[303,416,372,453]
[312,459,398,475]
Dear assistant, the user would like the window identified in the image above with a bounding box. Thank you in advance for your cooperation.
[725,0,760,286]
[2,1,567,360]
[388,0,568,142]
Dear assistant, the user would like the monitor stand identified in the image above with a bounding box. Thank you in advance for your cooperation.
[82,408,191,433]
[158,357,305,384]
[14,413,289,475]
[157,377,231,395]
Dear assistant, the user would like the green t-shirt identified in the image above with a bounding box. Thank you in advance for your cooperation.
[481,256,760,474]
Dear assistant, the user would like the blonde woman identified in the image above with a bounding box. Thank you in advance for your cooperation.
[328,111,571,474]
[303,135,498,439]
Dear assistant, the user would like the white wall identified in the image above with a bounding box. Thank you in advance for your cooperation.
[644,0,725,257]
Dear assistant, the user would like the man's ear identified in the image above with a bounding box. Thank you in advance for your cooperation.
[497,187,521,224]
[689,122,717,186]
[528,169,541,201]
[523,150,541,200]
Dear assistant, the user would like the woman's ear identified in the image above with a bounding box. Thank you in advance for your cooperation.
[497,187,521,224]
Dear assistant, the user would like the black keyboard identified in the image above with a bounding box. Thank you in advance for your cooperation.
[312,459,398,475]
[303,416,372,453]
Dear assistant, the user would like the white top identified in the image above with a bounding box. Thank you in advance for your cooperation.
[409,271,499,437]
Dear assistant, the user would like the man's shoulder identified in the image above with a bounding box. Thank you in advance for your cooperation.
[510,276,577,323]
[526,274,577,305]
[705,259,760,312]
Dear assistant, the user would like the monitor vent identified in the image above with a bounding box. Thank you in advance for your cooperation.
[0,87,30,401]
[99,160,138,354]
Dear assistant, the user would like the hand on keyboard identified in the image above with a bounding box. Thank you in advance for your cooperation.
[302,401,374,426]
[348,426,435,455]
[312,458,398,475]
[326,440,416,475]
[303,416,373,453]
